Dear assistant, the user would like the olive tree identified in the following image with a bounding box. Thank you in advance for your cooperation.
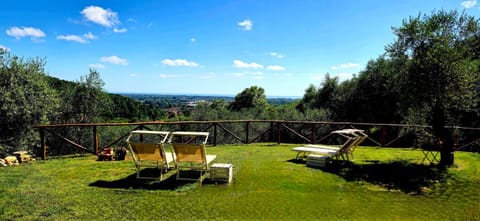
[229,86,268,111]
[387,10,480,166]
[0,50,59,152]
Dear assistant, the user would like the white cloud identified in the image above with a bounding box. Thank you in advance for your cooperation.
[100,56,128,65]
[0,45,10,51]
[267,65,285,71]
[81,6,120,27]
[57,32,97,43]
[6,26,45,39]
[129,73,137,77]
[89,63,105,69]
[331,62,360,70]
[113,28,127,33]
[57,34,86,43]
[461,0,477,8]
[161,59,199,67]
[83,32,97,40]
[238,19,253,31]
[128,18,137,23]
[233,59,263,69]
[190,38,197,43]
[269,52,286,58]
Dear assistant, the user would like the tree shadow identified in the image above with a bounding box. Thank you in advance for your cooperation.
[321,160,451,195]
[88,168,207,190]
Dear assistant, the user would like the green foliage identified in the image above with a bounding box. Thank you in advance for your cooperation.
[386,10,480,165]
[388,10,480,116]
[295,10,480,164]
[0,50,60,151]
[0,50,166,156]
[107,94,164,121]
[229,86,268,111]
[296,74,338,115]
[71,69,112,123]
[339,57,401,123]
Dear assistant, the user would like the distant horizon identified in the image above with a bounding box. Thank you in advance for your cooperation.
[113,91,301,99]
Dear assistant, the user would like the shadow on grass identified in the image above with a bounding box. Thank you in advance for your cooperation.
[322,160,451,194]
[289,158,451,195]
[89,168,205,190]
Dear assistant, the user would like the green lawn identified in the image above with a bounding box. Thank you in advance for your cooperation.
[1,144,479,220]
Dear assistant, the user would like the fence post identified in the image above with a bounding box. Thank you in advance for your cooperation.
[40,127,46,160]
[213,123,217,146]
[269,122,274,142]
[311,123,316,144]
[245,121,250,144]
[277,122,281,144]
[382,127,387,147]
[93,126,99,155]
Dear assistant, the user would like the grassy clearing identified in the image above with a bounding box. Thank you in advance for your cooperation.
[0,144,479,220]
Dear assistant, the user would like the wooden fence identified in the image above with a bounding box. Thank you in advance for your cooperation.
[34,120,480,160]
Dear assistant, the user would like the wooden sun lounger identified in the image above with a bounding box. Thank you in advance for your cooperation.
[292,138,357,160]
[168,131,216,183]
[126,130,174,181]
[292,129,368,161]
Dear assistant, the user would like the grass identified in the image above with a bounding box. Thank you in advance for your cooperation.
[0,144,479,220]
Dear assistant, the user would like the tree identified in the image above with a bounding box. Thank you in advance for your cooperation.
[70,69,112,123]
[296,74,338,116]
[229,86,268,111]
[387,10,480,166]
[338,57,401,123]
[0,50,59,151]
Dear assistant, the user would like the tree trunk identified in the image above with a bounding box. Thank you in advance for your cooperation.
[439,136,454,166]
[432,106,454,167]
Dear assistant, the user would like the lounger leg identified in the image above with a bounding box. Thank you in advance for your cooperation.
[296,152,301,160]
[176,170,181,180]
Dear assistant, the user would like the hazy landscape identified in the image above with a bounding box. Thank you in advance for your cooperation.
[1,1,480,220]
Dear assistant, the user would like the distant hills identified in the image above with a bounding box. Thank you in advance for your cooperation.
[119,93,299,106]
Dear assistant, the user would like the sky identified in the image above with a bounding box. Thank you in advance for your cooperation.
[1,0,480,97]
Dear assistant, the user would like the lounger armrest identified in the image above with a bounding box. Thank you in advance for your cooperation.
[305,144,340,150]
[206,154,216,165]
[292,146,338,154]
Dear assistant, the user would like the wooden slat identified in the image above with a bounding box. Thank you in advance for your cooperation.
[44,128,95,154]
[281,123,311,143]
[216,123,245,144]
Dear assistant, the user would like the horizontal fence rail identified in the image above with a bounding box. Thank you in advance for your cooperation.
[34,120,480,160]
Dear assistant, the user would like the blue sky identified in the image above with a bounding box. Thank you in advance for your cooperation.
[1,0,479,97]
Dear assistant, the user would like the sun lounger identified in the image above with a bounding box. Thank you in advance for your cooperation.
[126,130,173,180]
[168,131,216,183]
[292,137,357,160]
[292,129,368,161]
[343,130,368,160]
